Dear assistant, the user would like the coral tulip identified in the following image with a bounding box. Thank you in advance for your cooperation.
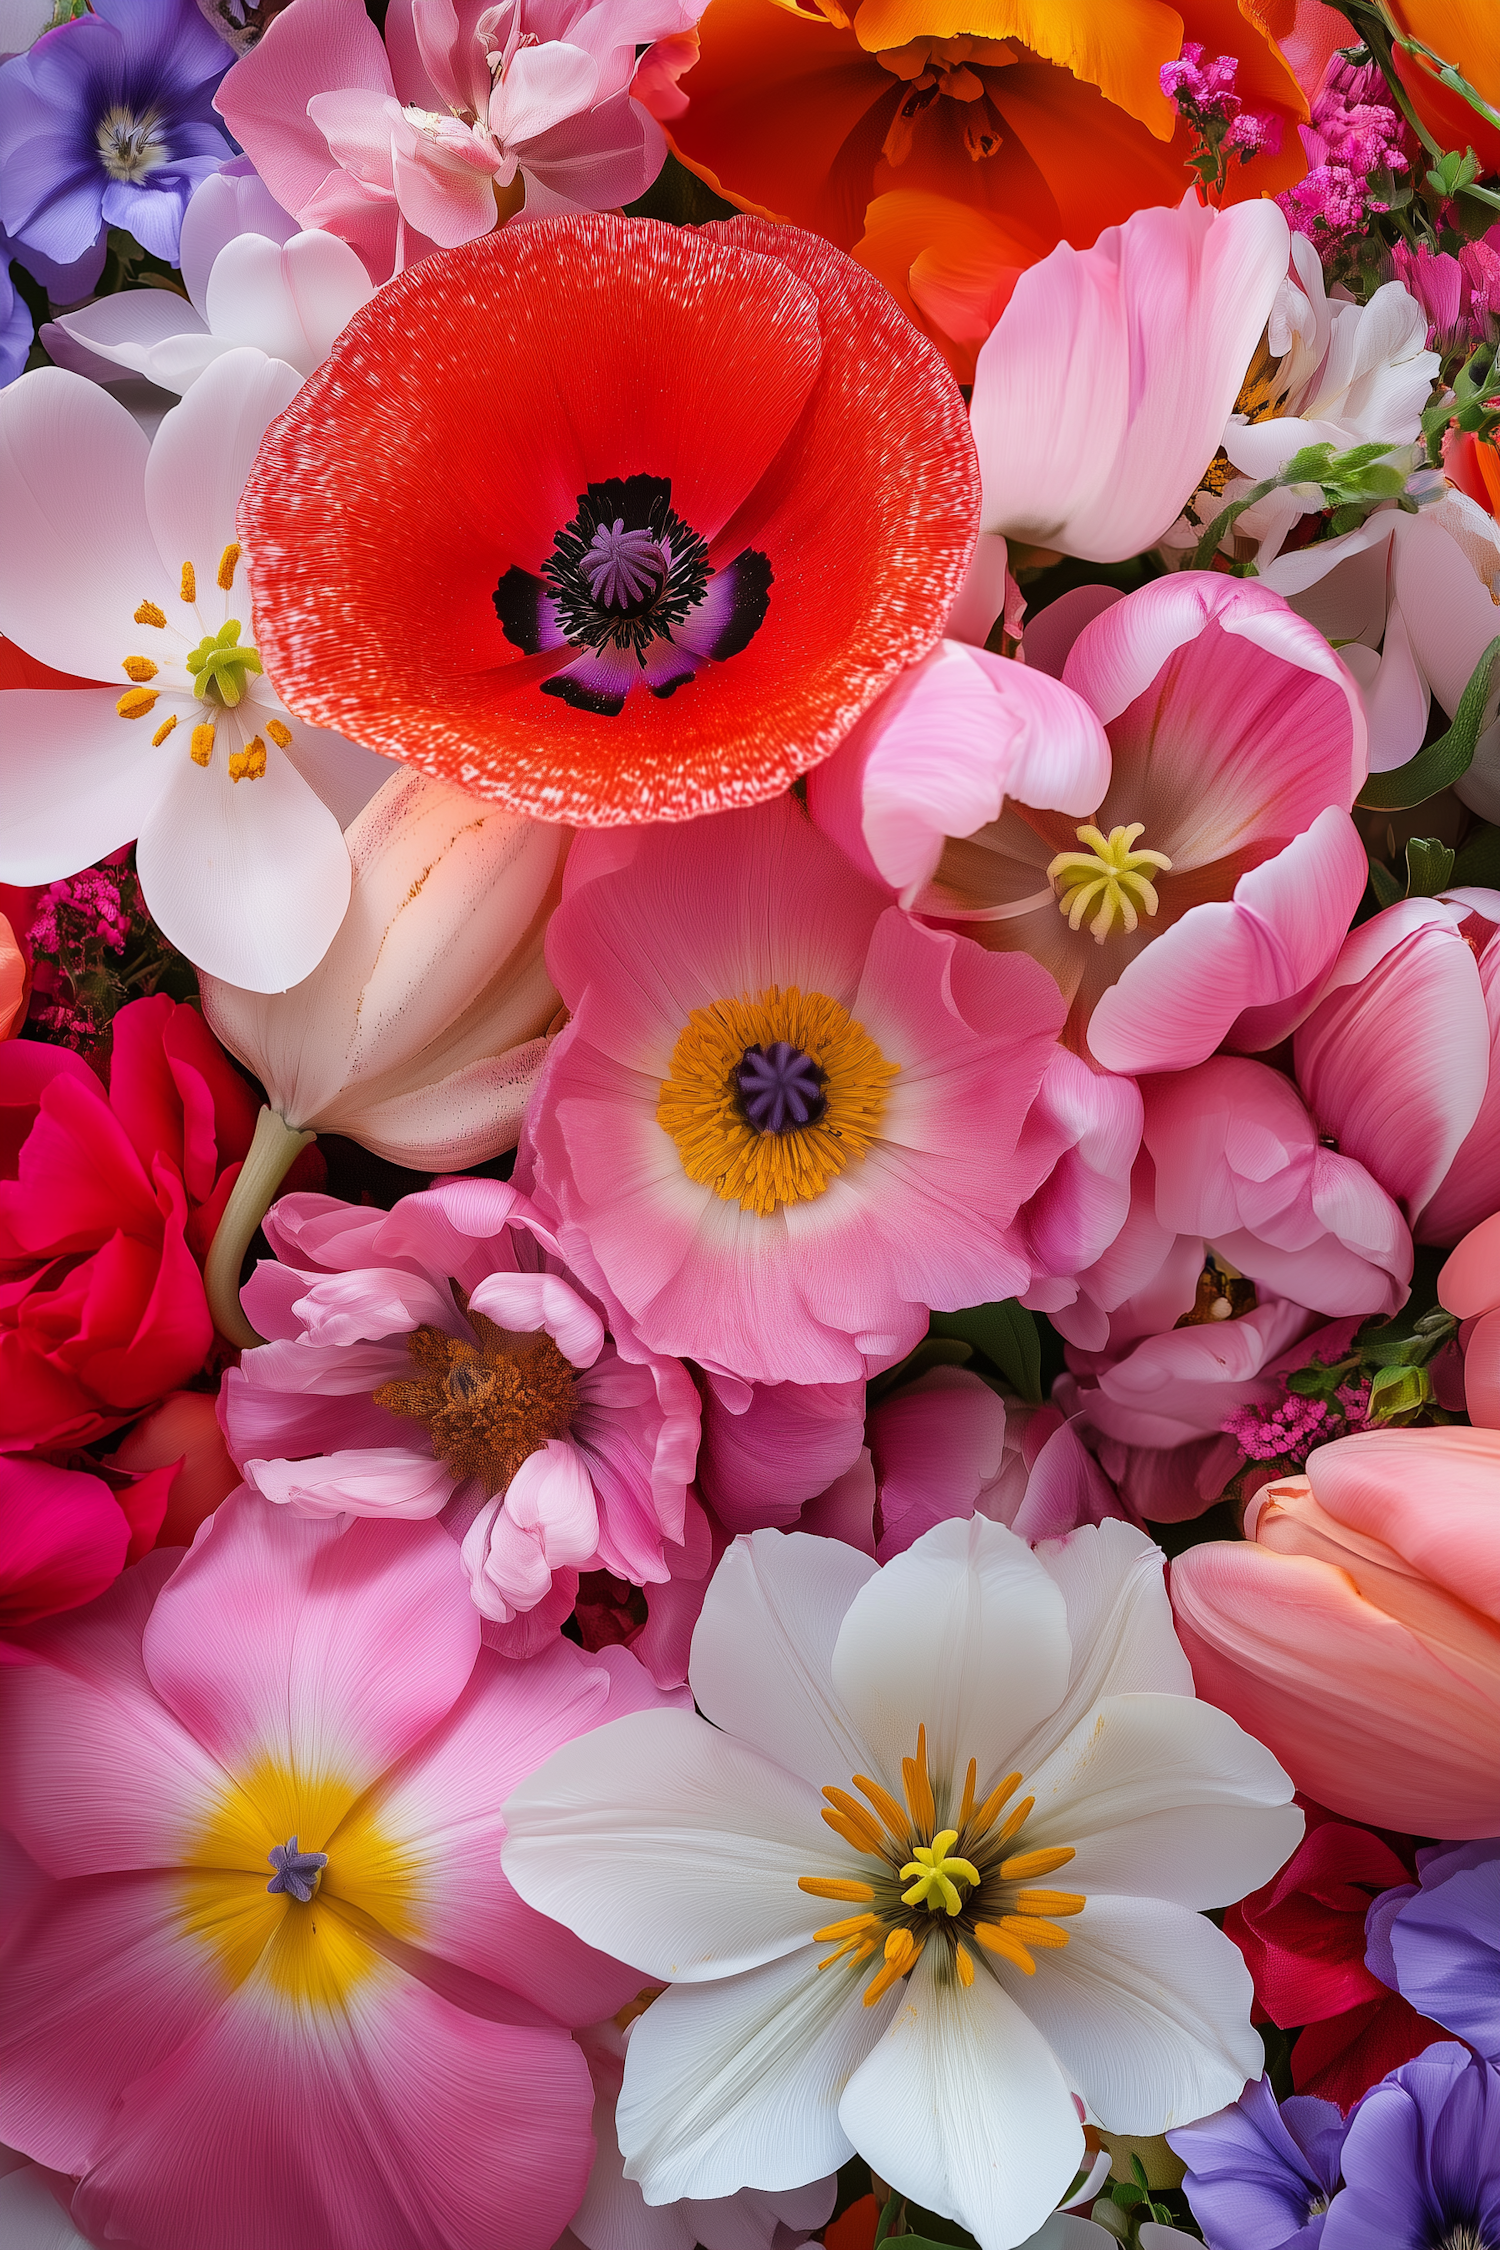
[1438,1210,1500,1428]
[1171,1426,1500,1837]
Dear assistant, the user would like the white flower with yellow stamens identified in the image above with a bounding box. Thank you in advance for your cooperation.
[0,347,394,991]
[502,1516,1302,2250]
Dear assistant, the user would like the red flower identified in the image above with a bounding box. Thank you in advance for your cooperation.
[240,213,978,826]
[1224,1801,1445,2110]
[0,998,257,1450]
[0,1451,175,1636]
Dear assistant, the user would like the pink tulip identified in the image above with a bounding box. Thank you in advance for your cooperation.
[1438,1211,1500,1427]
[811,574,1368,1075]
[0,1492,676,2247]
[969,193,1291,564]
[1171,1426,1500,1837]
[1292,891,1500,1243]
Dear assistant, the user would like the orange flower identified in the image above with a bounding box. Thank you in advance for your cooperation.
[667,0,1309,376]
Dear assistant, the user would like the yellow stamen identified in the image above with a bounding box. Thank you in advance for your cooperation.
[1012,1890,1085,1918]
[265,718,292,748]
[969,1772,1023,1841]
[863,1927,923,2006]
[852,1773,911,1846]
[819,1933,880,1972]
[1046,822,1172,945]
[899,1828,982,1917]
[656,984,898,1218]
[974,1921,1036,1975]
[180,561,197,603]
[999,1846,1076,1883]
[813,1914,880,1943]
[134,599,166,628]
[993,1794,1036,1849]
[116,687,158,719]
[798,1876,875,1904]
[957,1758,977,1829]
[902,1724,937,1835]
[821,1802,886,1858]
[954,1941,975,1988]
[190,722,215,767]
[122,655,158,682]
[1000,1913,1071,1950]
[228,735,267,784]
[217,542,241,590]
[151,714,178,747]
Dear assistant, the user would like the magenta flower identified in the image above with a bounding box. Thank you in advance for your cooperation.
[523,795,1067,1386]
[809,574,1369,1076]
[0,1451,174,1635]
[220,1178,700,1644]
[0,1492,672,2250]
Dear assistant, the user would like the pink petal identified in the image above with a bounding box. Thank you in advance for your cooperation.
[244,1444,456,1518]
[0,1454,131,1629]
[1439,1211,1500,1316]
[467,1269,605,1369]
[871,1367,1006,1562]
[505,1439,601,1569]
[214,0,397,227]
[140,1491,479,1808]
[697,1372,866,1534]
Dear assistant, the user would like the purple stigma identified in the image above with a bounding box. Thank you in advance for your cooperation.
[736,1042,827,1133]
[266,1836,328,1903]
[581,520,669,611]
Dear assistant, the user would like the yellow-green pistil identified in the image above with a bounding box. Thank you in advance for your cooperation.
[185,620,263,708]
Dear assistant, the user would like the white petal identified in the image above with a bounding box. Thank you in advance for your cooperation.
[256,695,398,824]
[1014,1522,1194,1779]
[51,290,212,383]
[134,733,351,989]
[619,1945,888,2203]
[205,230,372,376]
[830,1518,1071,1809]
[0,688,177,878]
[1002,1895,1263,2136]
[0,369,157,677]
[839,1949,1084,2250]
[179,169,298,316]
[143,347,302,593]
[689,1531,879,1793]
[1020,1692,1301,1907]
[0,2162,92,2250]
[501,1708,851,1981]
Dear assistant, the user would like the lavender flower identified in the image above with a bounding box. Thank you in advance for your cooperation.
[1366,1836,1500,2061]
[1323,2044,1500,2250]
[1168,2075,1347,2249]
[0,0,235,271]
[0,248,30,386]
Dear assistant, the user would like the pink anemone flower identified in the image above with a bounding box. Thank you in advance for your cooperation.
[522,795,1067,1386]
[0,1493,678,2250]
[808,574,1369,1075]
[219,1178,700,1650]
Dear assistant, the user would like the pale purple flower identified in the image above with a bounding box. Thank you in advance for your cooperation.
[1168,2075,1347,2250]
[219,1177,701,1653]
[1365,1836,1500,2060]
[1323,2044,1500,2250]
[0,0,236,270]
[0,248,29,386]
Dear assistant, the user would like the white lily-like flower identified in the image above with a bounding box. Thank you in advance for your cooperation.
[0,345,394,989]
[501,1518,1302,2250]
[44,166,373,393]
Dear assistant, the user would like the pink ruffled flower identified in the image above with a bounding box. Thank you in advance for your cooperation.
[0,1491,679,2249]
[809,574,1369,1076]
[216,0,698,280]
[524,796,1066,1386]
[219,1178,700,1647]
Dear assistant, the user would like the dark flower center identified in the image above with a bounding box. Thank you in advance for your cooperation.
[373,1315,578,1496]
[735,1042,828,1133]
[266,1835,327,1903]
[581,521,670,613]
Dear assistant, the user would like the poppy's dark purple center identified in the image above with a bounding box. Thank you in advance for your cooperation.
[266,1835,328,1903]
[582,521,670,614]
[736,1042,827,1133]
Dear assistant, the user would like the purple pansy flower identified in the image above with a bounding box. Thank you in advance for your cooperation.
[1366,1837,1500,2062]
[0,0,235,271]
[1168,2075,1347,2250]
[1323,2043,1500,2250]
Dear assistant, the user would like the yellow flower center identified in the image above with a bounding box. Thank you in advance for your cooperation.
[112,550,284,783]
[798,1724,1084,2006]
[656,984,898,1218]
[1046,822,1172,945]
[95,103,168,184]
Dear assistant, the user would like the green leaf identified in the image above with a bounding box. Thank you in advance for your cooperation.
[1405,836,1457,896]
[1453,821,1500,888]
[928,1301,1042,1404]
[1357,636,1500,808]
[1366,854,1404,909]
[1367,1362,1433,1422]
[1112,2182,1147,2211]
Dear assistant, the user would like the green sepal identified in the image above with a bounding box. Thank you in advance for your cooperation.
[928,1300,1042,1405]
[1357,636,1500,809]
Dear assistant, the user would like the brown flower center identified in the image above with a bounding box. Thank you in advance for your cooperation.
[372,1316,578,1495]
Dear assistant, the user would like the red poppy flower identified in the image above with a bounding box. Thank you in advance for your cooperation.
[239,213,978,825]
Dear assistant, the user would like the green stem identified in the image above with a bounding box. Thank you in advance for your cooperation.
[205,1105,316,1349]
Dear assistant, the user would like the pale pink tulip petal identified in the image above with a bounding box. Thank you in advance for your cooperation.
[1461,1306,1500,1427]
[140,1493,479,1805]
[1022,585,1124,680]
[243,1445,455,1518]
[1017,1049,1143,1300]
[493,40,599,145]
[1439,1212,1500,1315]
[1417,889,1500,1244]
[50,290,213,382]
[204,229,373,373]
[505,1439,600,1569]
[466,1270,605,1368]
[972,196,1290,563]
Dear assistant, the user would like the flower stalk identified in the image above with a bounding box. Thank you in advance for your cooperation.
[204,1104,316,1348]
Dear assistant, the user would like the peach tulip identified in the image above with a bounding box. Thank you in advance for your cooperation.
[1171,1426,1500,1837]
[1438,1212,1500,1428]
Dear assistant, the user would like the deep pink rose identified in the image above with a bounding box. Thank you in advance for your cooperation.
[0,997,257,1449]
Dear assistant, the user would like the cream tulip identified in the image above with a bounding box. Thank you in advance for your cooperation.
[200,766,567,1342]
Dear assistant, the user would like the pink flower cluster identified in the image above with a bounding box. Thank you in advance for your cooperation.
[1159,43,1282,190]
[26,865,133,958]
[1277,54,1409,247]
[1392,230,1500,353]
[1221,1376,1371,1467]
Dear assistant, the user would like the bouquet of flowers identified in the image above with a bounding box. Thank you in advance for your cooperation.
[3,0,1500,2244]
